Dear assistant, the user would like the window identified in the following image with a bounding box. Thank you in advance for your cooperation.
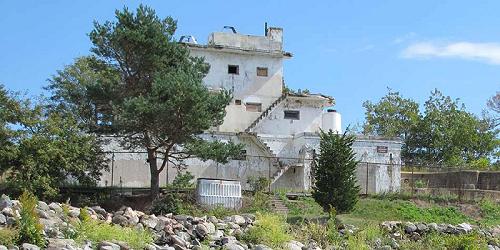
[234,149,247,160]
[284,110,300,120]
[257,67,268,77]
[228,65,239,75]
[235,99,242,105]
[246,102,262,112]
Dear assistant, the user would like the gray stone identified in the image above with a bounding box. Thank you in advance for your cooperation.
[91,206,108,217]
[6,216,16,226]
[231,215,246,225]
[208,216,218,224]
[0,214,6,224]
[48,202,63,213]
[170,235,188,248]
[377,246,392,250]
[195,224,209,237]
[457,223,473,234]
[445,225,459,234]
[46,238,79,250]
[0,246,7,250]
[20,244,39,250]
[254,245,272,250]
[97,241,120,250]
[37,201,50,211]
[111,214,128,226]
[404,222,417,234]
[427,223,439,231]
[223,243,244,250]
[210,230,224,241]
[416,223,428,232]
[36,209,50,219]
[221,236,237,245]
[0,195,12,210]
[285,241,304,250]
[68,209,80,218]
[141,215,159,229]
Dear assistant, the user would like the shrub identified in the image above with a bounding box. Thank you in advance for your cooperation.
[241,212,292,248]
[247,176,270,194]
[398,202,470,224]
[0,228,18,246]
[312,130,360,213]
[479,199,500,226]
[150,192,180,215]
[172,171,195,189]
[17,191,45,247]
[75,219,153,249]
[242,192,270,213]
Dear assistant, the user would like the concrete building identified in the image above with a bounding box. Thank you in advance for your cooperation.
[99,26,402,193]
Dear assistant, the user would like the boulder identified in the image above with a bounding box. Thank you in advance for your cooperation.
[48,203,63,213]
[97,241,120,250]
[285,240,304,250]
[0,195,12,210]
[416,223,428,232]
[457,223,473,234]
[195,224,209,237]
[231,215,246,225]
[141,215,159,229]
[404,222,417,234]
[20,243,40,250]
[46,238,79,250]
[37,201,50,211]
[223,243,244,250]
[170,235,188,248]
[0,214,6,225]
[0,245,7,250]
[111,214,128,226]
[91,206,108,217]
[254,245,272,250]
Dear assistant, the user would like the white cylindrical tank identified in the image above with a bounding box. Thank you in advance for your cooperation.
[321,109,342,134]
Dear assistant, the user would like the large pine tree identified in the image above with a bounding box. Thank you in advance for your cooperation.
[312,130,360,213]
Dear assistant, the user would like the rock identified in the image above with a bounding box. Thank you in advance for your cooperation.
[208,216,218,224]
[0,214,6,224]
[404,222,417,234]
[170,235,188,248]
[195,224,209,237]
[216,223,228,230]
[47,238,79,250]
[416,223,428,232]
[36,209,50,219]
[223,243,244,250]
[389,238,399,249]
[97,241,120,250]
[231,215,246,225]
[37,201,50,211]
[221,236,237,245]
[254,245,272,250]
[377,246,392,250]
[68,209,80,218]
[6,216,16,226]
[20,244,39,250]
[0,245,7,250]
[285,241,304,250]
[0,195,12,210]
[123,207,139,224]
[204,222,216,234]
[445,224,459,234]
[111,214,128,226]
[427,223,439,231]
[410,232,421,241]
[228,222,240,229]
[210,230,224,241]
[48,202,63,213]
[141,215,159,229]
[91,206,108,217]
[457,223,473,234]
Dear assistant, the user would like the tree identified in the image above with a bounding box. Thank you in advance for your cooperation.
[0,85,107,198]
[46,5,242,197]
[312,130,359,213]
[362,89,420,139]
[486,91,500,128]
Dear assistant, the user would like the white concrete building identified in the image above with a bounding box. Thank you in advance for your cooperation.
[99,26,402,193]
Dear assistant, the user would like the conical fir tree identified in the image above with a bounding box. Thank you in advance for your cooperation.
[312,130,360,213]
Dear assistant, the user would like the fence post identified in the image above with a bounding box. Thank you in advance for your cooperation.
[268,157,272,193]
[411,165,414,198]
[111,153,115,187]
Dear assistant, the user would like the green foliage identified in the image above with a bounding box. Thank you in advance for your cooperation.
[400,232,488,250]
[363,88,498,167]
[150,193,180,215]
[17,191,45,247]
[241,213,292,248]
[242,192,271,213]
[479,199,500,226]
[0,228,18,246]
[75,218,153,249]
[172,171,195,189]
[283,196,328,223]
[313,130,360,213]
[0,84,108,198]
[247,176,271,194]
[363,88,420,139]
[398,202,470,224]
[46,5,242,197]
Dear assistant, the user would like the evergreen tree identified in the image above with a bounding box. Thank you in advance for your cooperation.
[312,130,360,213]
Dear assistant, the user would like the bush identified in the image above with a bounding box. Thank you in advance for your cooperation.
[172,171,195,189]
[75,218,153,249]
[398,202,470,224]
[0,228,18,246]
[479,199,500,226]
[17,191,45,247]
[312,130,360,213]
[150,192,180,215]
[242,192,271,213]
[247,176,270,194]
[241,212,292,248]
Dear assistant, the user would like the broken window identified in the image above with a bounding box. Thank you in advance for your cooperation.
[234,149,247,160]
[235,99,242,105]
[257,67,268,77]
[284,110,300,120]
[245,103,262,112]
[228,65,239,75]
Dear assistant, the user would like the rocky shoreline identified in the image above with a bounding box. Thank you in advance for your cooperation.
[0,194,499,250]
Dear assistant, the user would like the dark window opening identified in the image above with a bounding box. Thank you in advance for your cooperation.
[284,110,300,120]
[246,103,262,112]
[235,149,247,160]
[257,67,268,77]
[228,65,239,75]
[235,99,242,105]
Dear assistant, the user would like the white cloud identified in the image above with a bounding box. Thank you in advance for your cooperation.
[392,32,417,44]
[401,41,500,65]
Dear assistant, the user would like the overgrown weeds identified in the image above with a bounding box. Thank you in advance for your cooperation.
[0,228,18,246]
[241,212,292,248]
[17,191,45,247]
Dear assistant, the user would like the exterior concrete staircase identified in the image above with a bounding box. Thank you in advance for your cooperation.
[249,134,293,186]
[270,196,289,214]
[245,94,287,132]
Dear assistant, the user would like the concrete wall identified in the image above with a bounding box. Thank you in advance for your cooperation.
[254,97,326,135]
[401,170,500,191]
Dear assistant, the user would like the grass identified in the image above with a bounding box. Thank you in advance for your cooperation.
[0,228,18,246]
[399,232,488,250]
[241,212,292,249]
[74,209,154,249]
[479,199,500,227]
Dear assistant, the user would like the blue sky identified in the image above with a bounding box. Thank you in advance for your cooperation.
[1,1,499,129]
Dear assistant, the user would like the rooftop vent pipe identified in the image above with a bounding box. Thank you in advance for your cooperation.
[223,26,237,33]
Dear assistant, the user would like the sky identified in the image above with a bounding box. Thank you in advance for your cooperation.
[1,1,499,129]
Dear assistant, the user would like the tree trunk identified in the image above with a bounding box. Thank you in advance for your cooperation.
[147,149,160,198]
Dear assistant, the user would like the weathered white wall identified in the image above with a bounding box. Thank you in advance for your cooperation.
[189,46,284,133]
[253,97,325,135]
